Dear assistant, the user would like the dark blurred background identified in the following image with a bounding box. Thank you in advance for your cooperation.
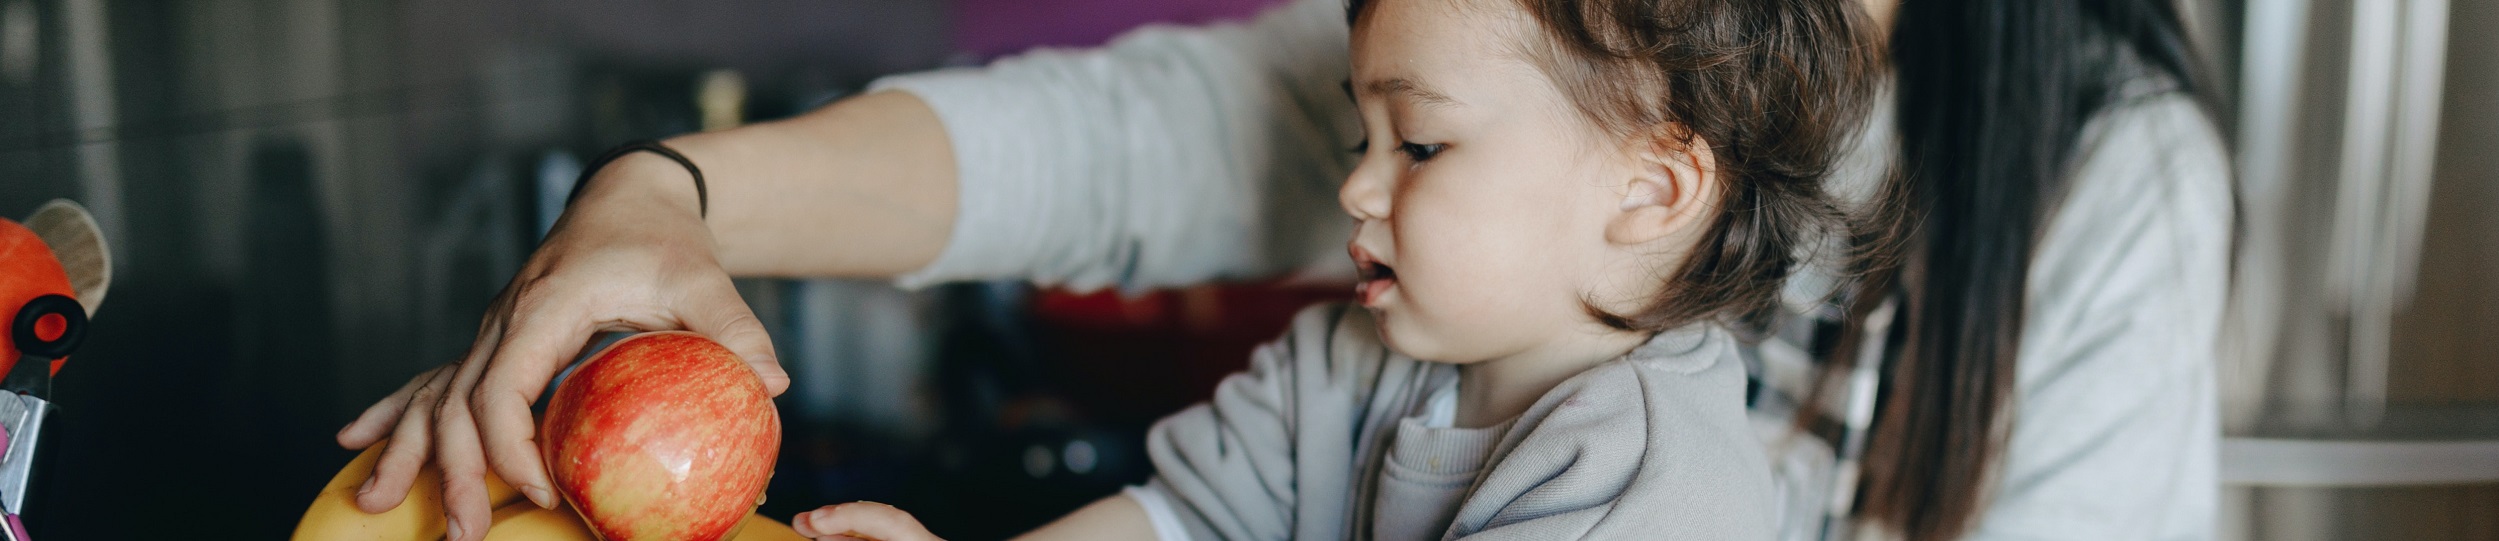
[0,0,2492,539]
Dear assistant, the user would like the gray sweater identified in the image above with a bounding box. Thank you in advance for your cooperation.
[1135,303,1772,540]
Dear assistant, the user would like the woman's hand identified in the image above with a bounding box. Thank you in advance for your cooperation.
[794,502,946,541]
[331,153,790,541]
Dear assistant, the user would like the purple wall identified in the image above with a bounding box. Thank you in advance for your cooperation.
[954,0,1291,59]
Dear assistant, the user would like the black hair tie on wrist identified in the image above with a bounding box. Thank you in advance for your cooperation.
[567,140,709,218]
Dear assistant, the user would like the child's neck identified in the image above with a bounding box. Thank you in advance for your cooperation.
[1452,329,1653,428]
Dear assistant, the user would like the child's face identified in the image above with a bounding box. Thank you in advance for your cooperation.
[1343,0,1714,364]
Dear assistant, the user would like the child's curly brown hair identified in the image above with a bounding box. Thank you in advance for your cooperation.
[1349,0,1882,333]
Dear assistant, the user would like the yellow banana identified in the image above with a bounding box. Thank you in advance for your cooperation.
[477,504,592,540]
[729,513,810,541]
[475,504,810,541]
[290,440,523,541]
[295,439,809,541]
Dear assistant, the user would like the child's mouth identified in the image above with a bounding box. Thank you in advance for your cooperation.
[1351,245,1397,306]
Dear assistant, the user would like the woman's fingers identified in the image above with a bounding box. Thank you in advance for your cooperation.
[410,308,513,541]
[677,274,788,396]
[793,502,945,541]
[471,301,592,511]
[338,364,449,450]
[432,352,501,541]
[355,365,456,513]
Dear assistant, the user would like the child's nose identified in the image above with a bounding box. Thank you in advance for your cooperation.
[1338,160,1393,221]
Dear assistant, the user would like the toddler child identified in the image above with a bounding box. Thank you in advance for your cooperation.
[796,0,1877,538]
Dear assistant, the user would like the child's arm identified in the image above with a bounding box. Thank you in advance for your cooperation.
[792,304,1379,541]
[789,495,1157,541]
[791,502,941,541]
[1015,494,1159,541]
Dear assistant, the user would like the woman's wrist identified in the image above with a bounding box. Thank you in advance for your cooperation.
[574,152,707,220]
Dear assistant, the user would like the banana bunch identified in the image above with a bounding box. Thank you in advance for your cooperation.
[293,441,805,541]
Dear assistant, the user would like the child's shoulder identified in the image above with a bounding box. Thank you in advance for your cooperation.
[1269,301,1373,353]
[1257,302,1409,378]
[1518,325,1749,439]
[1279,301,1370,340]
[1455,326,1769,538]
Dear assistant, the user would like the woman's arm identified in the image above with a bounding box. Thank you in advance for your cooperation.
[336,1,1356,539]
[657,0,1360,286]
[859,0,1356,290]
[589,0,1361,281]
[664,90,961,278]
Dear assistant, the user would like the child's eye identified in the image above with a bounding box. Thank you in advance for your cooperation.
[1399,142,1445,162]
[1349,140,1370,155]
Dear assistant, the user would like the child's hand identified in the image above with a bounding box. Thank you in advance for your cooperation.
[792,501,945,541]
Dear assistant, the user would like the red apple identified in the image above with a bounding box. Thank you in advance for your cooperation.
[541,331,781,541]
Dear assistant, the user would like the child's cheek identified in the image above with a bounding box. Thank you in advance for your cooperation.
[1383,199,1546,362]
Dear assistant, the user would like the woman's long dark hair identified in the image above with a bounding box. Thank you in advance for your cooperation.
[1838,1,2209,539]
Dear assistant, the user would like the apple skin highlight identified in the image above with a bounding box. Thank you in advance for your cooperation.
[541,331,782,541]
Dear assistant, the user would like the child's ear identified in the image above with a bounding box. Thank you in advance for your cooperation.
[1606,133,1717,246]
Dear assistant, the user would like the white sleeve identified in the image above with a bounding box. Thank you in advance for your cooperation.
[1968,95,2231,540]
[1123,485,1196,541]
[870,0,1357,291]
